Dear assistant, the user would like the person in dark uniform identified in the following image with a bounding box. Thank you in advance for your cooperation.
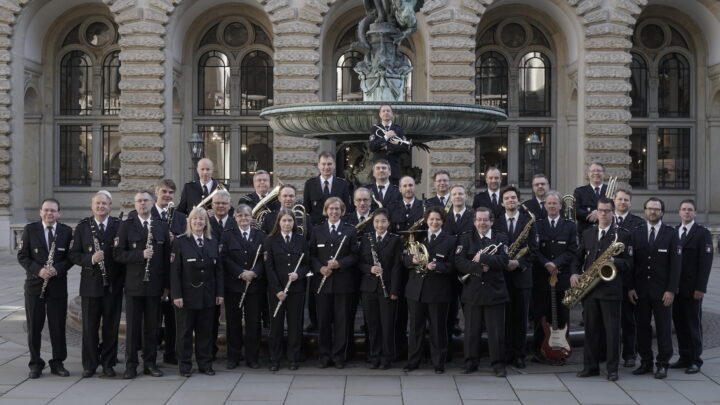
[238,170,280,212]
[425,171,451,208]
[455,207,509,377]
[310,197,358,368]
[113,190,171,379]
[472,166,504,218]
[364,159,402,209]
[303,152,352,226]
[264,208,311,371]
[359,209,402,369]
[613,188,645,368]
[627,198,681,379]
[524,174,549,219]
[402,207,456,374]
[222,204,267,369]
[18,198,74,379]
[443,184,474,236]
[69,191,123,378]
[177,158,228,214]
[369,104,410,185]
[672,199,714,374]
[571,197,633,382]
[531,191,577,361]
[573,161,608,236]
[343,187,375,236]
[171,207,223,377]
[261,184,311,239]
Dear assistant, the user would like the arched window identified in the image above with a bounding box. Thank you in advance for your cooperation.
[336,51,363,101]
[518,52,551,117]
[198,51,231,115]
[240,50,273,115]
[56,18,120,187]
[629,53,648,117]
[476,51,508,111]
[658,52,690,118]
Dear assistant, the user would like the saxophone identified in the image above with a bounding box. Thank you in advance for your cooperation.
[562,227,625,308]
[507,205,535,260]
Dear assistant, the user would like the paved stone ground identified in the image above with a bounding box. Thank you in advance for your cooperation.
[1,253,720,404]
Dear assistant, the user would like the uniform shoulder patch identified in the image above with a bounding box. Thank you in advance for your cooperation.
[706,244,713,254]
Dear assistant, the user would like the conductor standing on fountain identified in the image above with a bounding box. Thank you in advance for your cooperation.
[370,104,410,185]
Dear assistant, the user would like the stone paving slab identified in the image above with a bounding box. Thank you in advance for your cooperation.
[344,395,403,405]
[345,375,401,396]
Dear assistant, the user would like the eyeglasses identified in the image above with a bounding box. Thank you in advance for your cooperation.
[597,209,613,214]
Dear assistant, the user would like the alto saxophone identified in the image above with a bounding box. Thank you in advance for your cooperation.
[507,205,536,260]
[39,239,57,299]
[143,221,153,282]
[562,228,625,308]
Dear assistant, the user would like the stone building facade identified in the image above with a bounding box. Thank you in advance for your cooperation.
[2,0,720,249]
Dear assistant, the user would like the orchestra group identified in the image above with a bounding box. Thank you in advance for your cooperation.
[17,106,715,381]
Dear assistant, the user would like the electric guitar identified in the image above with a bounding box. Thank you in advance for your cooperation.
[540,273,571,360]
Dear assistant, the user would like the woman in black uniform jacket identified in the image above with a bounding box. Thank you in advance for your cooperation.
[264,208,310,371]
[402,207,457,374]
[358,208,402,369]
[170,207,223,377]
[221,204,266,369]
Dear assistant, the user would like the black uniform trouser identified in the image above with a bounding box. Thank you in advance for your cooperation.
[673,296,704,366]
[224,290,245,363]
[175,306,214,373]
[307,284,318,327]
[25,293,67,371]
[504,287,531,361]
[211,304,221,358]
[394,296,408,360]
[407,299,448,368]
[225,290,263,364]
[125,295,160,369]
[158,298,176,360]
[463,302,505,368]
[636,297,673,367]
[363,290,397,365]
[269,292,305,364]
[583,297,620,372]
[531,288,569,354]
[447,280,462,340]
[81,293,122,371]
[621,295,637,361]
[317,292,353,363]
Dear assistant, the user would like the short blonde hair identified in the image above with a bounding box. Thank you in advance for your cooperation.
[185,207,212,239]
[323,197,346,216]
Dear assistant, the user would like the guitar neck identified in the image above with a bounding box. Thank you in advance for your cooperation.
[550,285,558,329]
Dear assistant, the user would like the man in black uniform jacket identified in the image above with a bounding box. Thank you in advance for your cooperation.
[365,159,402,209]
[343,187,375,236]
[177,158,228,214]
[571,197,632,381]
[69,191,123,378]
[261,184,311,238]
[524,173,549,219]
[369,104,410,185]
[472,166,504,218]
[627,197,681,379]
[238,170,280,212]
[531,191,577,361]
[493,186,537,368]
[573,161,608,236]
[18,198,74,379]
[310,197,358,368]
[613,188,645,367]
[222,204,267,369]
[455,207,509,377]
[303,152,352,226]
[114,191,171,379]
[672,199,714,374]
[425,171,451,208]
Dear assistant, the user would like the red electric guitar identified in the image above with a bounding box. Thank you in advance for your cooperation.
[540,273,571,360]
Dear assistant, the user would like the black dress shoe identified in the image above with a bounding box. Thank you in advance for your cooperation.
[379,363,391,370]
[82,370,94,378]
[123,368,137,379]
[305,323,318,332]
[686,364,701,374]
[288,363,299,371]
[577,369,600,378]
[200,368,215,376]
[402,364,417,372]
[28,369,41,379]
[369,361,380,370]
[179,370,192,378]
[607,372,619,381]
[318,360,332,369]
[334,362,345,369]
[654,367,668,379]
[514,358,526,369]
[144,365,164,377]
[495,367,507,377]
[247,362,260,369]
[227,361,239,370]
[462,365,478,374]
[269,364,279,372]
[50,364,70,377]
[100,367,116,378]
[670,360,690,369]
[434,367,444,374]
[623,358,636,368]
[633,364,653,375]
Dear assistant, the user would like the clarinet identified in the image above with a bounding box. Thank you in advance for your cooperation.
[88,218,109,288]
[239,244,263,309]
[143,221,153,282]
[368,235,389,298]
[166,202,175,233]
[316,235,347,294]
[39,239,57,299]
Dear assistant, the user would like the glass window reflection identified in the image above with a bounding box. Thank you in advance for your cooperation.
[198,51,231,115]
[519,52,551,117]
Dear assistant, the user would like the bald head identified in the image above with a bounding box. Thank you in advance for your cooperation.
[197,158,214,183]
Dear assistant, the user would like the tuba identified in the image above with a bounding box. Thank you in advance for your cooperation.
[562,194,576,222]
[252,180,283,230]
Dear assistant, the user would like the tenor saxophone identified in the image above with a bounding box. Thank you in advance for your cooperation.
[507,205,536,260]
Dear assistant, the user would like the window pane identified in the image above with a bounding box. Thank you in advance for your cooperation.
[518,127,551,188]
[658,128,690,189]
[476,51,508,112]
[102,125,120,186]
[59,125,92,185]
[475,127,508,189]
[241,51,273,115]
[60,51,92,115]
[102,51,121,115]
[336,52,364,102]
[519,52,551,117]
[241,126,273,186]
[658,53,690,118]
[629,128,647,188]
[629,54,647,117]
[198,125,230,183]
[198,51,230,115]
[402,53,413,102]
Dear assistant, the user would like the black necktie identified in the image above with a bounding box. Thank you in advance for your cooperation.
[440,196,445,205]
[360,216,365,223]
[243,231,248,241]
[540,201,545,211]
[161,210,167,221]
[600,229,606,241]
[681,226,687,242]
[47,226,54,250]
[508,217,515,237]
[143,221,149,231]
[377,235,382,244]
[405,203,411,211]
[617,216,624,225]
[99,222,105,233]
[378,185,385,199]
[285,235,291,244]
[202,184,209,197]
[594,187,600,196]
[649,226,656,245]
[551,219,556,229]
[331,224,337,235]
[431,233,437,242]
[456,213,461,222]
[197,238,203,247]
[491,193,497,207]
[323,180,330,196]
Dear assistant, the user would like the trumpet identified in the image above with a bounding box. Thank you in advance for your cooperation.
[374,125,412,147]
[460,243,503,282]
[194,182,226,210]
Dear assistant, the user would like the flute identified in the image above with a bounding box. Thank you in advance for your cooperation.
[142,221,153,282]
[39,239,57,299]
[273,253,305,318]
[238,244,263,309]
[316,235,347,294]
